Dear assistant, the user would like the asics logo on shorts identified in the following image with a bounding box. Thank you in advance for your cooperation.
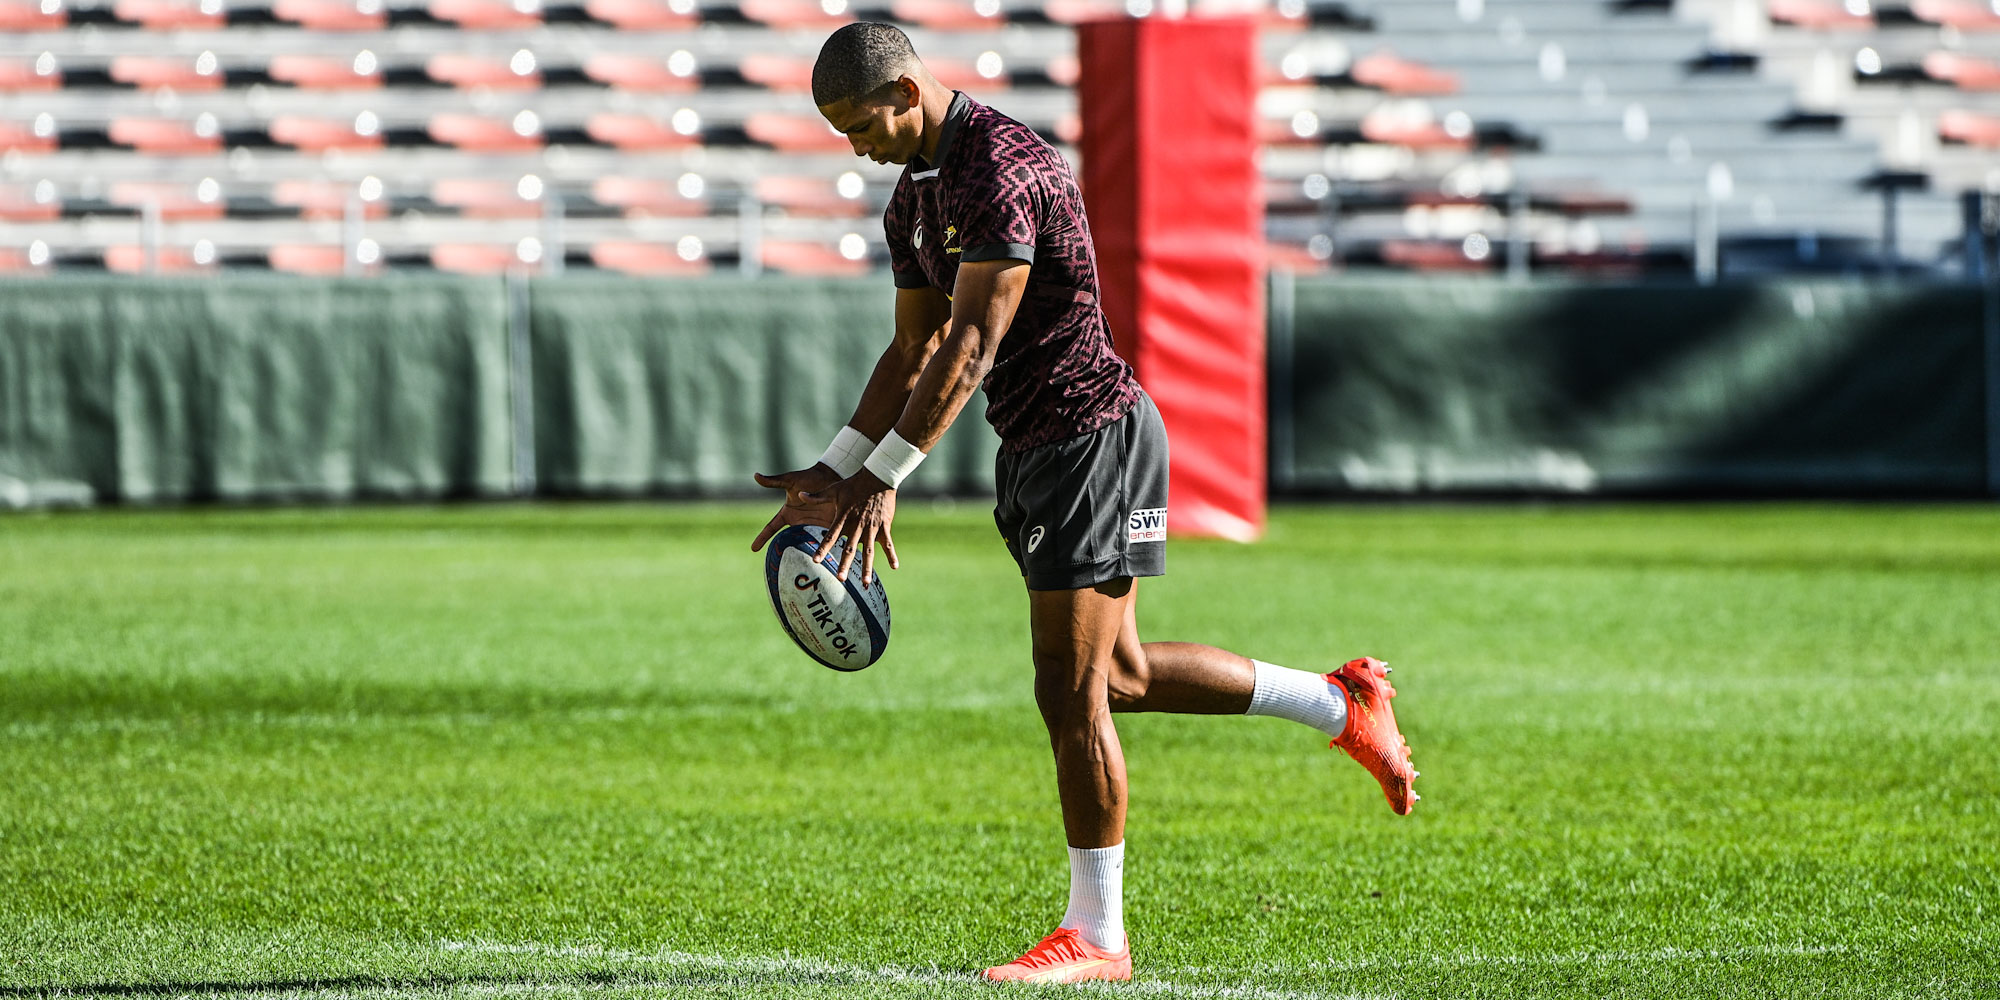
[1027,526,1046,553]
[1128,508,1166,543]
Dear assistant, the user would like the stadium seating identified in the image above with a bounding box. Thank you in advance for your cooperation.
[1,0,1991,276]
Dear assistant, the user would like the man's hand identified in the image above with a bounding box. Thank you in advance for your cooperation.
[801,470,899,586]
[750,464,841,552]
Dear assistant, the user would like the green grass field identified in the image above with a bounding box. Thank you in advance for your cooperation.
[3,502,1996,999]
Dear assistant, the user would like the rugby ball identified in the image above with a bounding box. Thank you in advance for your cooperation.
[764,524,891,671]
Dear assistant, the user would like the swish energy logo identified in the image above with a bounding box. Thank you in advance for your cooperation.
[1128,507,1167,543]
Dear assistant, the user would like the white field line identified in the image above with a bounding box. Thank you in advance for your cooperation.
[436,939,1386,1000]
[2,694,1022,740]
[1305,942,1851,974]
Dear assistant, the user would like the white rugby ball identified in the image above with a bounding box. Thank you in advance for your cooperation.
[764,524,891,671]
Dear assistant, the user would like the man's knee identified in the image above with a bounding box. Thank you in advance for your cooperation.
[1032,652,1112,731]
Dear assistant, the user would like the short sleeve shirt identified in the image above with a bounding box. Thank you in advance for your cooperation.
[883,93,1139,452]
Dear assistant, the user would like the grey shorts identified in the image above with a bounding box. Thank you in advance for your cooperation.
[994,390,1169,591]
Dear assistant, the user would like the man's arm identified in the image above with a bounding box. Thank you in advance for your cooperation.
[750,285,951,552]
[890,259,1030,450]
[806,258,1032,582]
[846,285,955,441]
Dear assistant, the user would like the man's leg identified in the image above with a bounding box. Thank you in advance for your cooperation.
[1029,578,1133,850]
[1104,580,1419,814]
[981,578,1137,984]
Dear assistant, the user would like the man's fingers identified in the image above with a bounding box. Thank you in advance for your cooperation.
[859,533,876,586]
[817,510,848,558]
[836,526,862,581]
[750,509,787,552]
[881,529,900,571]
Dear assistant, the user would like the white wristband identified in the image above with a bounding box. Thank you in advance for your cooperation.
[817,425,873,478]
[862,429,926,489]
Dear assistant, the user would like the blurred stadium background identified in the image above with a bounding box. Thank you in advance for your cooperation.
[2,0,1999,507]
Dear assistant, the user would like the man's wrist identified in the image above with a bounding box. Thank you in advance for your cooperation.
[862,429,926,489]
[817,425,874,478]
[850,467,892,493]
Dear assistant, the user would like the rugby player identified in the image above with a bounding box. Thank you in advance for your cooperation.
[751,22,1418,984]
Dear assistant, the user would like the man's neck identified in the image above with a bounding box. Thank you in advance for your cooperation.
[916,86,956,166]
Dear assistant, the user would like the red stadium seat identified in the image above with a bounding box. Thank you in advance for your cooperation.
[268,54,382,89]
[1054,113,1080,144]
[740,0,852,28]
[1939,109,2000,147]
[746,113,849,152]
[110,55,225,91]
[272,179,389,220]
[0,3,65,30]
[1045,54,1080,87]
[432,178,542,218]
[427,53,539,90]
[431,243,522,274]
[268,245,350,274]
[738,53,815,92]
[104,245,205,273]
[1044,0,1121,24]
[1924,52,2000,90]
[1360,105,1472,150]
[0,59,61,92]
[591,176,705,216]
[0,248,40,273]
[761,240,870,277]
[271,0,387,29]
[430,0,542,28]
[890,0,1003,31]
[584,0,696,28]
[108,118,222,154]
[1911,0,2000,29]
[585,113,698,150]
[1381,240,1489,271]
[754,175,868,216]
[0,184,59,221]
[1352,52,1459,96]
[0,120,59,154]
[113,0,224,28]
[590,241,712,275]
[269,116,384,152]
[108,180,225,220]
[429,113,544,152]
[583,53,695,92]
[1767,0,1872,29]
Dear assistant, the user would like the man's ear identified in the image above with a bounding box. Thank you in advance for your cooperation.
[895,75,921,108]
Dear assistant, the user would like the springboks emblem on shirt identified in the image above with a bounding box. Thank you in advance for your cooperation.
[944,224,962,254]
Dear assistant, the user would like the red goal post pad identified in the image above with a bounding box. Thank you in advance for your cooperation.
[1078,16,1266,541]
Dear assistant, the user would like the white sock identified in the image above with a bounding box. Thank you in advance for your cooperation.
[1246,659,1348,738]
[1057,842,1125,952]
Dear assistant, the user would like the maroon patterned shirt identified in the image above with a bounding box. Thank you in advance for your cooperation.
[884,93,1140,452]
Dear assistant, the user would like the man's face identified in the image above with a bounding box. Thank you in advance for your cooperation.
[819,80,922,165]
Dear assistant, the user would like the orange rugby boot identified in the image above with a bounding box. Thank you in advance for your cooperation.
[1328,656,1420,815]
[981,927,1132,984]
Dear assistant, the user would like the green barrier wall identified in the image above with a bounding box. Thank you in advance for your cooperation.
[526,276,1000,497]
[0,276,1991,505]
[1275,280,1991,495]
[0,277,513,504]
